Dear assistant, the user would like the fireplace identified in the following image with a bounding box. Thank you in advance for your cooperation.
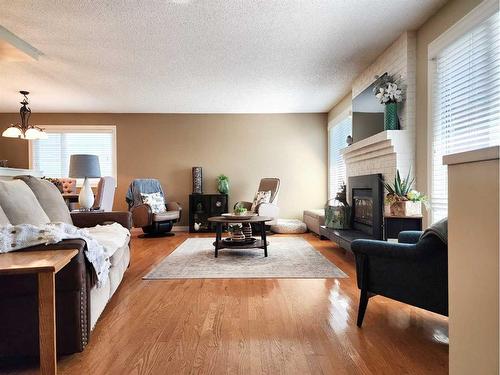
[349,174,384,240]
[320,174,383,250]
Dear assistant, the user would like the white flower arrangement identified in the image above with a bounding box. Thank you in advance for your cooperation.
[373,74,405,104]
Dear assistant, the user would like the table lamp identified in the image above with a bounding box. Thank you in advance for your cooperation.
[69,154,101,210]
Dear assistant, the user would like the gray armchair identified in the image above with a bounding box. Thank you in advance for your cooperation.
[351,223,448,327]
[125,179,182,237]
[235,177,280,225]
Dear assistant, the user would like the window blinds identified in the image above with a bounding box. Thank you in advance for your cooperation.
[31,128,116,180]
[328,116,352,200]
[431,10,500,223]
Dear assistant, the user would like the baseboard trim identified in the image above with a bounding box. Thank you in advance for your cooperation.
[172,226,189,232]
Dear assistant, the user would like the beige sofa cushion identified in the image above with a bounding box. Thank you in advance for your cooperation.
[0,180,50,226]
[15,175,73,224]
[0,205,10,226]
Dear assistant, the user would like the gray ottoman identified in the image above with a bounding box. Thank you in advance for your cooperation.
[270,219,307,234]
[303,209,325,235]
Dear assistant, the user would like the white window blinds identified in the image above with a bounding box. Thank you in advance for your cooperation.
[328,116,352,200]
[31,127,116,182]
[431,10,500,223]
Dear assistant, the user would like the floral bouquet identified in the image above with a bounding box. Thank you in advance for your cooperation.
[373,73,405,104]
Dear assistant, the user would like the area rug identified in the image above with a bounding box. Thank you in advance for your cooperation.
[143,237,347,279]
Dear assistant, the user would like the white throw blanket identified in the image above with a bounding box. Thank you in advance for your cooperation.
[0,222,130,287]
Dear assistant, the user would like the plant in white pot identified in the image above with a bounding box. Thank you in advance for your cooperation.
[383,170,428,217]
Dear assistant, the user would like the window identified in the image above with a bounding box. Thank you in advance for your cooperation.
[328,114,352,200]
[30,126,117,185]
[429,1,500,223]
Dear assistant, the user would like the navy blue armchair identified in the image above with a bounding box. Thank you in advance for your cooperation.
[351,231,448,327]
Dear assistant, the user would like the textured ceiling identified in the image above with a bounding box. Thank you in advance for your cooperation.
[0,0,446,113]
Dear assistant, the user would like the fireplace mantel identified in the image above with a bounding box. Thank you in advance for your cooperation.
[341,130,414,186]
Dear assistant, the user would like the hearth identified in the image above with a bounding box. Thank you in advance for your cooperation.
[320,174,383,251]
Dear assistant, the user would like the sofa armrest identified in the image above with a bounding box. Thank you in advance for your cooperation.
[351,239,418,259]
[130,204,152,228]
[398,231,423,244]
[71,211,132,229]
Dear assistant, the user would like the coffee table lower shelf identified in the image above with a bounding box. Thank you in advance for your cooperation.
[212,239,269,250]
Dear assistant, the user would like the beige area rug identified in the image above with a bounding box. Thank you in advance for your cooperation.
[143,237,347,279]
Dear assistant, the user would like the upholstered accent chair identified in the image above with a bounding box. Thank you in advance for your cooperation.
[93,176,116,211]
[235,177,280,225]
[351,229,448,327]
[126,179,182,237]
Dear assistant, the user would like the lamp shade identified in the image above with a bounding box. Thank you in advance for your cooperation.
[69,154,101,178]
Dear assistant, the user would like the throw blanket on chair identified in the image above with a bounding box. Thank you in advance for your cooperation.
[0,222,129,287]
[420,217,448,245]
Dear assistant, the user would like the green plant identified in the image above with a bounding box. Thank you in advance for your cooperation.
[383,169,414,199]
[234,202,247,214]
[383,169,428,207]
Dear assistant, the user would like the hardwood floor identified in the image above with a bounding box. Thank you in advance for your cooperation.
[3,231,448,375]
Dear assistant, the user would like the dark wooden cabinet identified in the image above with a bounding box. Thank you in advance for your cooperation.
[384,216,423,240]
[189,194,228,233]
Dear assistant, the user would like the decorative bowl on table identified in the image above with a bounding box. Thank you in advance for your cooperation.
[221,212,257,220]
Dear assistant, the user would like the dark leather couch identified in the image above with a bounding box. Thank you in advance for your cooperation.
[0,211,131,358]
[351,230,448,327]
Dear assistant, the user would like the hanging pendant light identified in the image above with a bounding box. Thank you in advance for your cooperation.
[2,91,47,140]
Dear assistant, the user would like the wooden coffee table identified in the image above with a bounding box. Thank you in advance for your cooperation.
[207,216,272,257]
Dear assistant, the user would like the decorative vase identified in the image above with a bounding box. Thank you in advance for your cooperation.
[192,167,203,194]
[242,223,252,239]
[386,201,422,217]
[325,202,351,229]
[384,102,399,130]
[217,178,229,195]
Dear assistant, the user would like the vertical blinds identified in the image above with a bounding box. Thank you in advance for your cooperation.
[328,116,352,200]
[431,10,500,223]
[32,128,116,180]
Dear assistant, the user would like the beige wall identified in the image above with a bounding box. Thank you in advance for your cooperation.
[0,113,328,225]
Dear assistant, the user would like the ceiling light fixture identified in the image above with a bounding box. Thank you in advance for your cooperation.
[2,91,47,140]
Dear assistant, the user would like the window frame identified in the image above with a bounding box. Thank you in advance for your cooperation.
[327,109,352,200]
[28,125,117,187]
[427,0,499,223]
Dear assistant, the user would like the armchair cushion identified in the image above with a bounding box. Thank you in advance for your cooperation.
[351,239,418,259]
[153,211,180,222]
[140,192,165,214]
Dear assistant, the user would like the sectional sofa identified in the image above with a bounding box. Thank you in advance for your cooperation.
[0,176,131,357]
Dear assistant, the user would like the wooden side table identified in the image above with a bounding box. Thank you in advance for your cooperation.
[384,215,423,240]
[0,249,79,375]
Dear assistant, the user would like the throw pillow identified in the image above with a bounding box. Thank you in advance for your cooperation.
[0,180,50,226]
[15,175,73,224]
[251,190,272,212]
[0,205,10,226]
[141,192,166,214]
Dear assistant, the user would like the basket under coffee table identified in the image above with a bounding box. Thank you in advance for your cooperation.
[207,216,272,257]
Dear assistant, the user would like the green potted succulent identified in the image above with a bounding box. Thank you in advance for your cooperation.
[383,169,428,216]
[234,202,247,216]
[216,174,229,195]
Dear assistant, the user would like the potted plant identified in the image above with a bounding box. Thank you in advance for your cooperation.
[234,202,247,216]
[216,174,229,195]
[383,170,428,217]
[373,73,405,131]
